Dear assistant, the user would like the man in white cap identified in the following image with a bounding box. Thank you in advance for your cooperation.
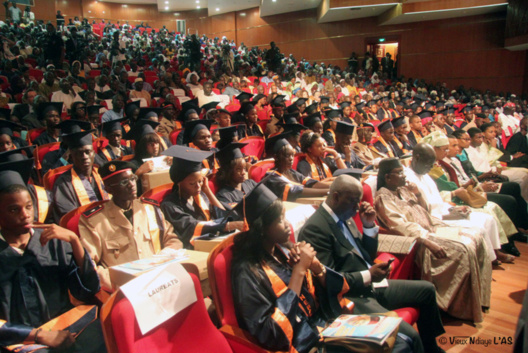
[129,77,151,103]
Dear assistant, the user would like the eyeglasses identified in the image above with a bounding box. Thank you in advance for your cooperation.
[389,171,404,176]
[109,174,138,187]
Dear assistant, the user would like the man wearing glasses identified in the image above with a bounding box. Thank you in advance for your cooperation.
[78,161,182,291]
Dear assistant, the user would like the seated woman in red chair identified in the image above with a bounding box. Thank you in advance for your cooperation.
[296,131,345,181]
[231,183,353,353]
[126,119,166,178]
[214,143,256,220]
[239,102,264,138]
[263,133,331,202]
[160,145,245,249]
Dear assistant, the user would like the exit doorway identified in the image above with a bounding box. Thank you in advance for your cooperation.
[366,37,400,79]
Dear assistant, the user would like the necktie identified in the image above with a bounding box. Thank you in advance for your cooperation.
[337,220,368,265]
[123,209,133,225]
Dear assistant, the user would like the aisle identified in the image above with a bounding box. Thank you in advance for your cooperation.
[437,242,528,352]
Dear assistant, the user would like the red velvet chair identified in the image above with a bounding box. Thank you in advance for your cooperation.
[239,136,265,160]
[34,141,61,184]
[59,200,109,236]
[101,271,240,353]
[208,237,271,353]
[43,165,72,191]
[169,129,182,145]
[27,127,46,144]
[225,104,241,113]
[248,159,274,183]
[292,153,305,170]
[140,183,173,203]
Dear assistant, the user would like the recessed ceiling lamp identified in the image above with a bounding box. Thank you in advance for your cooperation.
[165,6,168,10]
[216,8,220,11]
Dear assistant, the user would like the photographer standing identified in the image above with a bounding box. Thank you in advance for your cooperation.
[43,22,64,67]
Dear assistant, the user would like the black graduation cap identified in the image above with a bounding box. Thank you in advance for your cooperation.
[180,99,200,122]
[0,120,24,137]
[463,105,473,113]
[355,102,366,111]
[99,160,137,181]
[414,94,427,103]
[358,122,375,131]
[0,170,26,191]
[87,105,103,116]
[396,101,405,107]
[265,132,291,157]
[102,117,127,137]
[57,119,92,135]
[0,146,34,163]
[0,108,11,120]
[335,121,355,135]
[424,102,434,111]
[295,98,307,107]
[234,180,278,227]
[124,120,159,142]
[63,129,96,149]
[162,145,213,184]
[183,119,212,145]
[37,102,63,120]
[475,113,486,120]
[305,102,318,115]
[286,104,300,114]
[216,108,232,116]
[339,102,352,109]
[333,168,365,180]
[437,107,455,115]
[410,103,420,111]
[200,101,220,112]
[418,111,434,120]
[377,119,394,132]
[239,101,257,116]
[436,101,445,109]
[304,112,322,129]
[138,107,163,121]
[271,95,286,107]
[275,122,307,137]
[252,94,267,103]
[391,116,406,129]
[236,92,253,102]
[319,96,330,104]
[125,101,141,117]
[482,105,491,112]
[325,109,343,120]
[367,99,379,108]
[216,142,248,167]
[281,113,301,124]
[0,158,34,184]
[381,96,390,102]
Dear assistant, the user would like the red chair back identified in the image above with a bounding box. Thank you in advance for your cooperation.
[43,165,72,191]
[292,153,305,170]
[239,136,265,160]
[29,68,44,82]
[248,159,274,182]
[27,127,46,145]
[102,272,234,353]
[140,183,173,203]
[225,104,240,113]
[89,69,101,78]
[59,200,109,236]
[169,129,182,145]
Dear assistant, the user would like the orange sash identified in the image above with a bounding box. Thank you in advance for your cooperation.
[412,130,422,144]
[325,129,336,144]
[304,155,331,181]
[374,136,395,158]
[190,194,212,246]
[71,168,109,206]
[101,148,113,162]
[189,143,219,172]
[34,185,49,224]
[392,136,409,154]
[270,170,303,201]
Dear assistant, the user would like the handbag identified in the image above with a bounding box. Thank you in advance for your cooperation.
[456,185,487,208]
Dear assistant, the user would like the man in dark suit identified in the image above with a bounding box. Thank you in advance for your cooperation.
[299,175,446,353]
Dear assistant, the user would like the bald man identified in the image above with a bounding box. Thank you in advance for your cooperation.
[299,175,445,353]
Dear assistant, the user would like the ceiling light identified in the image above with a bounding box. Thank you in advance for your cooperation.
[174,12,180,16]
[272,0,276,2]
[165,6,168,10]
[165,1,168,3]
[405,2,507,15]
[216,8,219,11]
[122,4,127,7]
[197,5,200,9]
[196,0,199,3]
[240,12,246,16]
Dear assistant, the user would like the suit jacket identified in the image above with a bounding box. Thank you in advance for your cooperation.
[299,205,377,297]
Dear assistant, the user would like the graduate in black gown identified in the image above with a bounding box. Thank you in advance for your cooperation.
[33,102,63,146]
[160,145,245,249]
[52,130,109,223]
[214,143,257,219]
[325,121,365,173]
[0,149,53,224]
[96,118,134,165]
[232,183,352,353]
[0,118,28,152]
[263,133,330,202]
[182,119,218,171]
[0,170,106,353]
[239,102,264,137]
[321,109,342,147]
[372,119,404,158]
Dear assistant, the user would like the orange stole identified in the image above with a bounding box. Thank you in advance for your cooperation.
[373,136,394,157]
[71,168,109,206]
[34,185,49,224]
[304,155,331,181]
[190,193,212,246]
[325,129,336,144]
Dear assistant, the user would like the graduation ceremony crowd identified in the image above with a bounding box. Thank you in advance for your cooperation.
[2,9,528,353]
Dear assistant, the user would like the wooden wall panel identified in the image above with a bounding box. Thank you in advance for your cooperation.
[0,1,525,94]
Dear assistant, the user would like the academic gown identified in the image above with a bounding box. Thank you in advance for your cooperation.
[324,150,365,174]
[33,131,60,146]
[263,169,318,202]
[406,131,423,149]
[41,147,68,177]
[28,184,53,224]
[372,139,404,158]
[96,144,134,164]
[52,168,107,223]
[322,130,335,147]
[215,179,257,220]
[161,187,228,249]
[296,158,331,180]
[245,123,264,137]
[0,228,102,349]
[232,246,349,353]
